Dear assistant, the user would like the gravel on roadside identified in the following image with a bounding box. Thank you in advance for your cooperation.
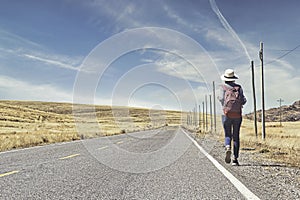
[193,134,300,200]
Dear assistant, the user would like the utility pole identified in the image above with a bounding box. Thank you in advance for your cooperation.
[187,113,189,126]
[193,107,195,127]
[205,95,208,131]
[251,61,258,138]
[195,106,197,127]
[213,81,217,133]
[199,105,201,129]
[191,110,193,127]
[192,107,194,127]
[202,101,205,131]
[195,104,198,127]
[259,42,266,140]
[277,98,284,126]
[190,111,192,126]
[209,94,213,133]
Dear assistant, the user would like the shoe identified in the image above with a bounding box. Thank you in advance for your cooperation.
[225,146,231,164]
[232,159,239,166]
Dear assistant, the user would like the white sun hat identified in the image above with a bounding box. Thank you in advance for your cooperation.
[221,69,239,81]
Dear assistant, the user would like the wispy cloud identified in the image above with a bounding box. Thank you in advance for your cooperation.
[23,54,81,71]
[162,4,203,34]
[204,27,239,51]
[161,2,253,73]
[86,1,145,33]
[0,29,42,48]
[0,30,84,72]
[155,54,216,85]
[209,0,251,61]
[0,75,72,102]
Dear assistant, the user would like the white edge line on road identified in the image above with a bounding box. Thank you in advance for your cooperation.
[182,128,260,200]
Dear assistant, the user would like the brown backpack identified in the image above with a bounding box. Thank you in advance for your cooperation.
[222,85,242,114]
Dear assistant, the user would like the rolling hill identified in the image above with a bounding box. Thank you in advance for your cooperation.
[245,100,300,122]
[0,100,182,152]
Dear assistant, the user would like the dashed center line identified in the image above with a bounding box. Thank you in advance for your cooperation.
[116,141,124,144]
[59,154,80,160]
[0,170,19,178]
[98,146,109,150]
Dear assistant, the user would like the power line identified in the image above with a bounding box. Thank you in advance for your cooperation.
[265,44,300,65]
[236,43,300,96]
[266,49,300,51]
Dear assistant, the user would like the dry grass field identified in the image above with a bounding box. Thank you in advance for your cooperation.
[1,100,299,167]
[239,119,300,167]
[0,100,182,152]
[190,114,300,167]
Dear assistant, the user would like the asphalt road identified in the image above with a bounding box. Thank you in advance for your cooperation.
[0,127,259,199]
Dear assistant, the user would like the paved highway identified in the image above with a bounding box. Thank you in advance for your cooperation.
[0,127,259,199]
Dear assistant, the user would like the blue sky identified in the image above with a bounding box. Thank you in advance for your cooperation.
[0,0,300,113]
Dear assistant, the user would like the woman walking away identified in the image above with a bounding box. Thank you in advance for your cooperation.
[218,69,247,166]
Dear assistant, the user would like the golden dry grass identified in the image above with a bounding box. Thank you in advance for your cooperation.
[0,100,182,152]
[239,119,300,167]
[188,114,300,167]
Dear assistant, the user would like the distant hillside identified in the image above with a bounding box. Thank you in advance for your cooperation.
[0,100,182,152]
[245,100,300,122]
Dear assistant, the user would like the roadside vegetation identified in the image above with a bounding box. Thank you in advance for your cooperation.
[190,115,300,167]
[1,100,299,167]
[239,119,300,167]
[0,100,181,152]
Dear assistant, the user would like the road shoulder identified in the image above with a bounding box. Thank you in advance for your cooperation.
[187,130,300,199]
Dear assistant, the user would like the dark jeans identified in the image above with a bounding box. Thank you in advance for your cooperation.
[222,115,242,159]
